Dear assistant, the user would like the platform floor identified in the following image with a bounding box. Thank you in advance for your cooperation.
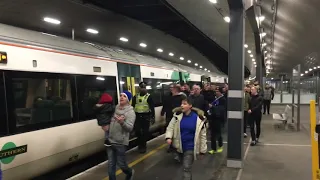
[68,105,312,180]
[69,132,246,180]
[219,105,312,180]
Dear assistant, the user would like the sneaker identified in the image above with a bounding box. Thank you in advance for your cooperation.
[250,141,256,146]
[126,169,135,180]
[104,139,111,147]
[244,133,247,138]
[217,147,223,153]
[174,154,181,162]
[256,138,259,143]
[208,150,217,154]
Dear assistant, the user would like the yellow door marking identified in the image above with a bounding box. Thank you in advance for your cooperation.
[103,143,167,180]
[310,100,319,180]
[131,77,136,97]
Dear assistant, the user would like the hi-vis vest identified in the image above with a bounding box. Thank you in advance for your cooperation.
[134,93,150,113]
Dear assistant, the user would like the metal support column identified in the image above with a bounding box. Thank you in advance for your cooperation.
[72,28,75,40]
[280,75,283,103]
[226,0,244,168]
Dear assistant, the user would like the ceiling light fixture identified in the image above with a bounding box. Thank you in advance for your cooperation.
[187,60,192,63]
[252,59,255,61]
[309,68,312,71]
[305,71,308,73]
[314,67,317,69]
[248,50,251,53]
[259,16,265,22]
[224,16,230,23]
[119,37,129,42]
[209,0,217,3]
[244,44,248,48]
[180,57,184,60]
[301,74,304,76]
[262,43,267,46]
[195,63,198,66]
[250,54,253,57]
[253,62,256,64]
[208,70,211,72]
[86,28,99,34]
[261,32,267,37]
[169,52,174,56]
[255,65,257,67]
[204,68,207,71]
[200,66,203,68]
[318,66,320,68]
[43,17,61,25]
[264,51,267,53]
[157,48,163,52]
[139,43,147,47]
[41,32,57,37]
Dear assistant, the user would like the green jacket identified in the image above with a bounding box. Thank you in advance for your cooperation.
[244,92,250,111]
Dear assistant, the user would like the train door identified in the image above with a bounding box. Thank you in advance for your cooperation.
[117,63,141,99]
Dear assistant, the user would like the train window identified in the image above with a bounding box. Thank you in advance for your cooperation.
[0,72,8,136]
[3,71,77,134]
[76,75,117,121]
[143,78,174,107]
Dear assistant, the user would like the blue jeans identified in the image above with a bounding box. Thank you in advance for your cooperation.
[107,144,132,180]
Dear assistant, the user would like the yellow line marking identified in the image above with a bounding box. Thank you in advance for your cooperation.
[103,143,167,180]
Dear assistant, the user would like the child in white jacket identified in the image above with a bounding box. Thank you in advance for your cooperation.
[165,98,207,180]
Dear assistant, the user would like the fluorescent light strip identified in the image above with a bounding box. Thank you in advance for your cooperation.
[86,28,99,34]
[119,37,129,42]
[43,17,61,25]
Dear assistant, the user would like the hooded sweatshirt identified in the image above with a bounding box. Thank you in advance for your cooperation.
[108,104,136,146]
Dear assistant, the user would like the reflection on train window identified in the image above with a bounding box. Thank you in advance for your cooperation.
[76,75,117,121]
[13,78,73,127]
[143,78,174,106]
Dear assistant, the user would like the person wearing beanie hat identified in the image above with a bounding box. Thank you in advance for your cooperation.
[132,82,155,153]
[93,92,114,147]
[107,91,136,180]
[121,91,132,102]
[207,87,226,154]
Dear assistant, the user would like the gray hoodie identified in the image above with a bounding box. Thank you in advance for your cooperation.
[108,104,136,146]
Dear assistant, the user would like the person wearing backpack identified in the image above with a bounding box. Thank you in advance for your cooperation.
[165,97,207,180]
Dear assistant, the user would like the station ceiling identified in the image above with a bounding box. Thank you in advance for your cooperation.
[0,0,234,76]
[259,0,320,77]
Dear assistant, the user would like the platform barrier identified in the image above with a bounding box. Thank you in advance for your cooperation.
[310,100,320,180]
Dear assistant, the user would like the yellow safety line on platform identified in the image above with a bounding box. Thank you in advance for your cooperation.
[310,100,319,180]
[103,143,167,180]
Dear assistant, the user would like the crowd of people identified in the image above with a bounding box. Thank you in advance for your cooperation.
[93,80,274,180]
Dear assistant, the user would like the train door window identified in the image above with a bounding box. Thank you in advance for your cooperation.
[4,71,76,133]
[76,75,117,121]
[0,72,8,136]
[143,78,174,107]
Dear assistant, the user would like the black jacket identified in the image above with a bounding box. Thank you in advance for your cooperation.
[188,94,208,112]
[161,92,185,118]
[93,103,114,126]
[249,94,263,114]
[202,90,215,104]
[210,95,226,120]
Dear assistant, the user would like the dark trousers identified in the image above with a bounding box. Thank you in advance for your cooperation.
[209,117,223,151]
[135,113,150,151]
[249,112,262,141]
[243,111,248,134]
[107,144,132,180]
[180,150,194,180]
[263,100,271,114]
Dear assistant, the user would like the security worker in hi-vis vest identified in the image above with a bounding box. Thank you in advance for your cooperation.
[132,82,155,153]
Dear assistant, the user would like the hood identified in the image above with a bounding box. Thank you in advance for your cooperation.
[172,107,205,120]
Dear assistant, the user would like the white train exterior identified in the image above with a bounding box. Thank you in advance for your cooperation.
[0,23,224,180]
